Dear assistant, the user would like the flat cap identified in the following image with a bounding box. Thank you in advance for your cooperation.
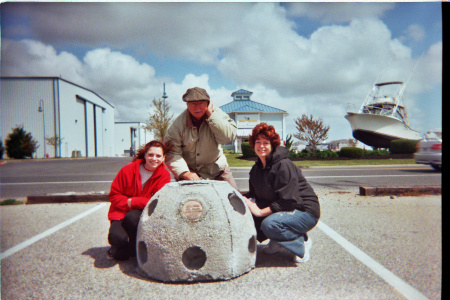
[182,87,210,102]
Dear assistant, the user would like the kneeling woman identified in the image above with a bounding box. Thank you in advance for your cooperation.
[107,140,172,260]
[244,123,320,263]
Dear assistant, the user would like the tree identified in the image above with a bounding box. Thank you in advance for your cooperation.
[348,138,358,147]
[145,98,173,140]
[294,114,330,151]
[45,136,64,147]
[285,134,294,150]
[5,126,39,159]
[45,136,64,157]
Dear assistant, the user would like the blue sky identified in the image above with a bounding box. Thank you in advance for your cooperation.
[1,2,442,144]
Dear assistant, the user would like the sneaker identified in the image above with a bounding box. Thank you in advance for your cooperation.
[304,237,313,253]
[293,251,310,263]
[264,240,284,254]
[106,248,115,260]
[294,237,312,263]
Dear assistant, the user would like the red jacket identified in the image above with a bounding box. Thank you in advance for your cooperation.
[108,159,171,221]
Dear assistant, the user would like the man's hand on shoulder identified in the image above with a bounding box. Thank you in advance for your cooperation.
[206,101,214,118]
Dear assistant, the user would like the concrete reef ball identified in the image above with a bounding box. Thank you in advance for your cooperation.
[136,180,257,282]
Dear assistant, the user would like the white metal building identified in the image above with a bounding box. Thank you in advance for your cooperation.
[220,89,288,153]
[1,77,115,158]
[114,122,153,157]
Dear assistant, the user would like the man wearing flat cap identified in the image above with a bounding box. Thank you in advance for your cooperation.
[164,87,239,190]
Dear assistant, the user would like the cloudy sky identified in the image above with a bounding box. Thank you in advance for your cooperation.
[1,2,442,144]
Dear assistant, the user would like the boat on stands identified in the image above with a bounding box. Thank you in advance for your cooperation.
[345,81,421,148]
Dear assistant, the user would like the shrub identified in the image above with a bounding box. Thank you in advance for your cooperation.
[316,150,339,159]
[5,126,39,159]
[298,151,313,158]
[288,150,299,158]
[339,147,364,158]
[364,149,389,156]
[326,150,338,158]
[316,151,328,159]
[0,199,24,205]
[389,139,419,154]
[241,142,256,158]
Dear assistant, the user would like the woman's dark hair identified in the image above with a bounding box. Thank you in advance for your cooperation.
[132,140,173,162]
[248,123,281,150]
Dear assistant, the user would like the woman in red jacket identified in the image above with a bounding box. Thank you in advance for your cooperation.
[107,140,172,260]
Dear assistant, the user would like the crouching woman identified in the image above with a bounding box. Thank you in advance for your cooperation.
[243,123,320,263]
[107,140,172,260]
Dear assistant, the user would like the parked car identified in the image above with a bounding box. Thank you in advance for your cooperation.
[415,131,442,171]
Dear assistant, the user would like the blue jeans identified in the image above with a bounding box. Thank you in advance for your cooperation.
[259,210,318,258]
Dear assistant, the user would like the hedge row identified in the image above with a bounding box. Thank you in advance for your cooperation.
[240,139,418,159]
[389,139,419,154]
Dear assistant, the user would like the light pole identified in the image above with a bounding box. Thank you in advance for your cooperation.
[162,82,168,117]
[38,99,46,158]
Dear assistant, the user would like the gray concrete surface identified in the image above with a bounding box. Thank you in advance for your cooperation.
[136,181,256,282]
[1,184,441,299]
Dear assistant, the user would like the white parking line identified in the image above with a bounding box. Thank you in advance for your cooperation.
[317,221,428,300]
[0,202,430,299]
[1,203,107,260]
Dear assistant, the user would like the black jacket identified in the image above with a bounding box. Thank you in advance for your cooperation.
[246,146,320,219]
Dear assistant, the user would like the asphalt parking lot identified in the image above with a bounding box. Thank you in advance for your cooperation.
[1,183,441,299]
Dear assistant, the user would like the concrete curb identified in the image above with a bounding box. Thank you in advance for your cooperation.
[24,185,441,204]
[359,186,441,196]
[27,194,109,204]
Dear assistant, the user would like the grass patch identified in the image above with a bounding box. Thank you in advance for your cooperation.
[224,152,415,168]
[0,199,24,205]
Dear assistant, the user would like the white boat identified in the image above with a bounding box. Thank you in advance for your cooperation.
[345,81,421,148]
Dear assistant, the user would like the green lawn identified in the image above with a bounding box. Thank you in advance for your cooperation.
[224,152,415,168]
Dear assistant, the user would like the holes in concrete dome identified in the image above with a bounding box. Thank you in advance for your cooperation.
[138,241,148,264]
[248,235,257,253]
[228,192,246,215]
[182,246,206,270]
[147,199,158,217]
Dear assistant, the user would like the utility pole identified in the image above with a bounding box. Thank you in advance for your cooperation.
[38,99,46,158]
[162,82,168,105]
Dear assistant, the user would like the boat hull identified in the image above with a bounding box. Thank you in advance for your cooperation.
[345,112,421,148]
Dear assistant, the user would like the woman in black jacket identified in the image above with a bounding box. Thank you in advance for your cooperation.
[244,123,320,263]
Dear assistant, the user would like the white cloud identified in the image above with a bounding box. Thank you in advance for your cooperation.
[284,2,395,23]
[405,24,426,43]
[1,3,441,142]
[1,39,84,83]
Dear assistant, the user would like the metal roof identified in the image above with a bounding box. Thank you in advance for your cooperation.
[1,76,115,108]
[231,89,253,96]
[220,100,287,114]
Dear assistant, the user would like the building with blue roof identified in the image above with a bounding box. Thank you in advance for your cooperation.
[220,89,287,153]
